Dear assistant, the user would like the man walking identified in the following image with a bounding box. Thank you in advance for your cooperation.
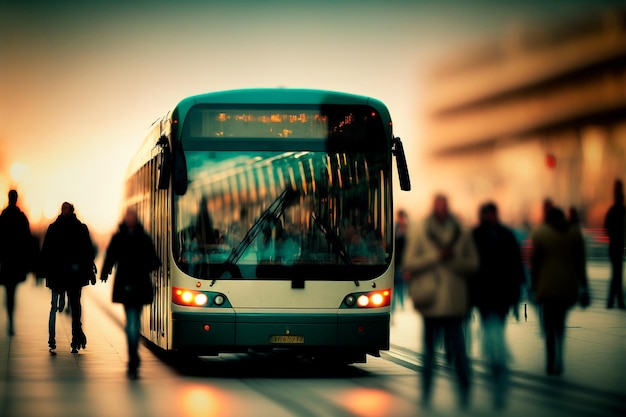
[605,179,625,309]
[470,201,525,408]
[0,190,33,336]
[39,202,96,352]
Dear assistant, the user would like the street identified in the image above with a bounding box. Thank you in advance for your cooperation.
[0,261,624,417]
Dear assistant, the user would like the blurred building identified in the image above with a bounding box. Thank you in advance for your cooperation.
[422,8,626,229]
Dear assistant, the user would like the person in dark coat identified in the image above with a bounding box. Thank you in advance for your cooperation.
[470,201,525,408]
[605,179,625,309]
[0,190,33,336]
[100,209,160,379]
[531,207,589,376]
[38,202,96,352]
[392,209,409,316]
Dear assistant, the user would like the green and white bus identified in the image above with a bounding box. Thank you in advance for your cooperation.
[124,88,410,364]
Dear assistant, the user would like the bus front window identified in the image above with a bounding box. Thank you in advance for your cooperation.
[173,149,392,281]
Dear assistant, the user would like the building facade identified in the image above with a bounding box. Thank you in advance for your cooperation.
[421,9,625,229]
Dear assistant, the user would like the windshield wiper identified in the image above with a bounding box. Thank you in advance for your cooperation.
[311,211,359,286]
[211,187,299,283]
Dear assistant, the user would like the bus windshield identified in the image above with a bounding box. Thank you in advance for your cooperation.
[173,105,392,281]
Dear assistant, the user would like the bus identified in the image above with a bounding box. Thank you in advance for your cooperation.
[123,88,411,364]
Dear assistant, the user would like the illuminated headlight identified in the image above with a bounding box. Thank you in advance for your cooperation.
[172,288,229,308]
[342,289,391,308]
[357,295,370,307]
[214,295,225,306]
[173,288,209,307]
[194,293,208,306]
[371,293,384,306]
[181,291,193,303]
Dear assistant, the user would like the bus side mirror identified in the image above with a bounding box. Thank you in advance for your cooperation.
[172,141,188,195]
[157,136,171,190]
[392,137,411,191]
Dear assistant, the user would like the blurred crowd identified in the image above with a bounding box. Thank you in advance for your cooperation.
[393,178,625,410]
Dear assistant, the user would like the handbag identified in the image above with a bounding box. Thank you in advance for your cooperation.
[408,271,439,310]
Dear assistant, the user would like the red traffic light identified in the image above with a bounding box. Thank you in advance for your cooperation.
[546,153,556,169]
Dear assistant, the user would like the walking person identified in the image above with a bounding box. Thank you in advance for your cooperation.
[605,179,625,309]
[470,201,525,409]
[0,190,33,336]
[531,206,589,375]
[100,209,160,379]
[392,209,409,317]
[402,193,479,409]
[38,202,96,352]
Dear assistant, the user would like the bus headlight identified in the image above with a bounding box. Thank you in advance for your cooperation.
[213,295,225,306]
[341,289,391,309]
[344,295,356,307]
[173,288,230,308]
[194,293,209,306]
[357,295,370,307]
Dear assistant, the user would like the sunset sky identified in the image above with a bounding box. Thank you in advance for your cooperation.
[1,0,623,235]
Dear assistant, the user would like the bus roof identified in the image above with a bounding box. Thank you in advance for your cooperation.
[174,88,390,118]
[125,88,393,180]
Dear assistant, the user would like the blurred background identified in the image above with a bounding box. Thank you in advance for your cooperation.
[1,0,624,253]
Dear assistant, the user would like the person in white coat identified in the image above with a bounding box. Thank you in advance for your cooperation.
[402,193,479,409]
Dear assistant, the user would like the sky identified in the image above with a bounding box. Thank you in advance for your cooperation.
[1,0,623,235]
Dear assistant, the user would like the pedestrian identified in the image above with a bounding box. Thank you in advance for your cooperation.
[0,190,33,336]
[402,193,479,408]
[470,201,525,409]
[38,202,96,352]
[568,206,581,226]
[604,179,625,309]
[531,206,589,375]
[392,209,408,316]
[100,209,160,379]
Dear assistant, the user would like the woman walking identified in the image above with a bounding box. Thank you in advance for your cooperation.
[531,206,589,375]
[100,209,160,379]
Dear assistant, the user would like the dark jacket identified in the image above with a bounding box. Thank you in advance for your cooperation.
[38,214,95,291]
[531,209,587,306]
[471,222,525,314]
[604,202,625,259]
[102,222,160,306]
[0,205,32,285]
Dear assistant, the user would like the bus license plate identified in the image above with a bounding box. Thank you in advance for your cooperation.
[269,335,305,344]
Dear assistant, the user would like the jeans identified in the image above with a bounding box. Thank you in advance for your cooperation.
[540,302,570,374]
[421,316,471,406]
[479,309,509,406]
[48,289,66,343]
[607,255,624,308]
[392,269,405,313]
[125,305,142,368]
[67,287,84,345]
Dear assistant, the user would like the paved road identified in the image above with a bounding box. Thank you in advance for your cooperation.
[0,260,624,417]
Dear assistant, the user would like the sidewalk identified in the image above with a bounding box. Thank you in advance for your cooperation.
[0,279,178,417]
[390,260,626,396]
[1,262,624,417]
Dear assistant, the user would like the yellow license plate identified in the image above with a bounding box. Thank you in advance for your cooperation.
[269,335,305,344]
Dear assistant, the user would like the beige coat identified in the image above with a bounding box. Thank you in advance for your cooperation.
[402,215,479,317]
